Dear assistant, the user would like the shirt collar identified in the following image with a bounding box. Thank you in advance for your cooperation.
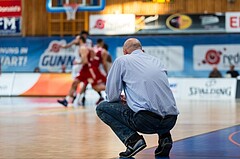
[131,49,143,55]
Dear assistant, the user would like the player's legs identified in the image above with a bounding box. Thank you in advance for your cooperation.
[92,83,105,92]
[71,64,81,99]
[80,84,87,106]
[73,82,88,108]
[71,65,86,105]
[69,79,80,97]
[66,67,92,107]
[57,78,80,107]
[71,65,81,79]
[91,68,106,105]
[92,83,106,105]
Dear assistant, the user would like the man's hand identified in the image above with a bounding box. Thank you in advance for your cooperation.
[120,94,127,105]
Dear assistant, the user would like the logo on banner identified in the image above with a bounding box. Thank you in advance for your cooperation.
[166,14,192,30]
[39,40,75,72]
[199,49,222,65]
[0,6,21,13]
[94,19,105,29]
[0,46,28,67]
[200,15,219,25]
[0,17,21,35]
[189,79,232,97]
[89,14,135,35]
[0,0,21,17]
[226,12,240,32]
[169,83,178,93]
[194,45,240,70]
[0,17,16,29]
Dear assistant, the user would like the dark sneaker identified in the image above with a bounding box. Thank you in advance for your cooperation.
[119,135,146,158]
[72,95,76,103]
[95,97,104,105]
[82,96,86,106]
[155,137,173,157]
[57,99,68,107]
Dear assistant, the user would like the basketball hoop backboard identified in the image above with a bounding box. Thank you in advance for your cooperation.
[46,0,105,12]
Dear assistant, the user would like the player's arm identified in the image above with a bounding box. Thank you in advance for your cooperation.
[61,36,79,48]
[107,54,112,63]
[101,49,109,74]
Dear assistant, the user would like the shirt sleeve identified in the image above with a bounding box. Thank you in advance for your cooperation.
[106,58,125,102]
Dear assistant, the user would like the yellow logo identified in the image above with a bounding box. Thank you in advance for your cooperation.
[166,14,192,30]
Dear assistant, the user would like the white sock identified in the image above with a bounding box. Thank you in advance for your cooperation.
[73,93,83,107]
[65,96,72,103]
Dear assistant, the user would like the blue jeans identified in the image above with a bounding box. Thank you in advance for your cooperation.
[96,101,177,145]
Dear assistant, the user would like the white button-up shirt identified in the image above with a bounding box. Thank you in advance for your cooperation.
[106,49,179,117]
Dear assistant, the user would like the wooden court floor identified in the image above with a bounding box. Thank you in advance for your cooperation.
[0,96,239,159]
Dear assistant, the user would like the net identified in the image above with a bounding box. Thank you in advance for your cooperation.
[63,3,79,20]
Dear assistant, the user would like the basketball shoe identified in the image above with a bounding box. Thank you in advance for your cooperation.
[155,137,173,157]
[57,99,68,107]
[119,135,146,158]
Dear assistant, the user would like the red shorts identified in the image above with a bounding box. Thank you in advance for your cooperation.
[75,68,93,86]
[91,67,106,86]
[75,66,106,86]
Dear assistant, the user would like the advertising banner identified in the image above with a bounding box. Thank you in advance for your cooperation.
[116,46,184,71]
[136,13,225,34]
[0,73,73,96]
[38,40,76,72]
[1,73,236,99]
[180,78,236,100]
[0,0,21,35]
[226,12,240,32]
[0,37,76,72]
[193,44,240,70]
[11,73,41,95]
[1,34,240,77]
[0,0,21,17]
[89,14,135,35]
[168,78,182,99]
[90,13,225,35]
[0,73,14,96]
[0,17,21,35]
[18,73,73,96]
[168,78,237,100]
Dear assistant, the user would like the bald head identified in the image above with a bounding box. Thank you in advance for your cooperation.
[123,38,142,55]
[212,65,218,71]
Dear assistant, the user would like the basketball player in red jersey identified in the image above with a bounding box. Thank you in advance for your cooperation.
[57,36,94,107]
[59,31,93,106]
[73,39,110,106]
[90,43,108,102]
[92,39,108,104]
[103,43,113,73]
